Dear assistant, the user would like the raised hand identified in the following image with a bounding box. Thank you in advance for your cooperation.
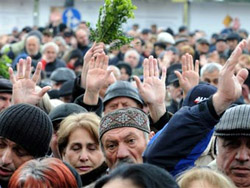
[158,51,173,70]
[83,53,113,105]
[134,56,166,122]
[9,57,51,105]
[213,40,249,115]
[81,42,105,88]
[175,53,200,97]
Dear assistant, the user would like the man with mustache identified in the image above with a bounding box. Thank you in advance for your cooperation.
[99,107,150,170]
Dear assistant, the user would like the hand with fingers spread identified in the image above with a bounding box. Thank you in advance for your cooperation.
[81,42,105,88]
[158,51,173,70]
[213,40,249,115]
[175,53,200,98]
[83,53,112,105]
[134,56,167,123]
[9,57,51,105]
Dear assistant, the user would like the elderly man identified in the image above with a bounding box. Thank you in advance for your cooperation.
[200,62,222,87]
[143,40,249,188]
[0,79,12,112]
[0,103,52,187]
[99,107,151,170]
[12,35,41,69]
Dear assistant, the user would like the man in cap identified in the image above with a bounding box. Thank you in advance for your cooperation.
[144,40,250,187]
[0,79,12,112]
[0,103,53,187]
[214,104,250,188]
[99,107,151,170]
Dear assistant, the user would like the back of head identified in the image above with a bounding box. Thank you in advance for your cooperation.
[8,158,79,188]
[177,167,236,188]
[95,163,179,188]
[0,103,53,157]
[50,67,76,82]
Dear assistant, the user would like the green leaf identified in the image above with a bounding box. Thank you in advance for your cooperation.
[89,0,137,50]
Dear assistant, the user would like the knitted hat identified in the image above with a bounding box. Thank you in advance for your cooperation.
[0,103,53,158]
[103,81,143,107]
[0,78,12,93]
[99,108,150,140]
[215,104,250,137]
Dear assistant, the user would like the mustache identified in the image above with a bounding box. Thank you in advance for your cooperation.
[115,158,135,168]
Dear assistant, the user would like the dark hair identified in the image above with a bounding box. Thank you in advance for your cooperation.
[95,164,179,188]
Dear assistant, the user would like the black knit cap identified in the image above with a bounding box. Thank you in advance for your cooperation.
[0,103,53,158]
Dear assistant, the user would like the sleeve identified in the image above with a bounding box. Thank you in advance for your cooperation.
[74,94,103,117]
[143,98,220,176]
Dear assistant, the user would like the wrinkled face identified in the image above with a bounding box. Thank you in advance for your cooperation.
[103,178,139,188]
[62,128,104,175]
[25,37,40,56]
[43,46,57,63]
[76,30,89,46]
[0,93,12,112]
[0,137,33,181]
[124,52,139,69]
[201,70,219,87]
[217,137,250,188]
[104,97,141,115]
[101,127,148,170]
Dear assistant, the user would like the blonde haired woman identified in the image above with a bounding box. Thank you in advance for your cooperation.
[57,112,107,187]
[177,167,236,188]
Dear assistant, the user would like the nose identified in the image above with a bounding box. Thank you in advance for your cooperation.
[1,148,13,165]
[116,143,130,160]
[79,152,89,162]
[236,146,250,162]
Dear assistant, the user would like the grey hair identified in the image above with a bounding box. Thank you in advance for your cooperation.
[200,62,222,77]
[42,42,59,54]
[124,49,140,62]
[53,36,67,47]
[25,35,40,45]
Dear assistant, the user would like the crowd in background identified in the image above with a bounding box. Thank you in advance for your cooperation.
[0,19,249,188]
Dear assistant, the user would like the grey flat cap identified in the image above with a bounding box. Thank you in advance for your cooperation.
[50,67,76,82]
[103,81,143,106]
[215,104,250,137]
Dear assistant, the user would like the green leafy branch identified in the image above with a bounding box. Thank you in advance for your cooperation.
[0,54,11,79]
[89,0,137,50]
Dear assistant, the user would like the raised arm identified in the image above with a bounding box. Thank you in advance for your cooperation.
[81,42,105,88]
[134,56,167,123]
[175,53,200,98]
[9,57,51,105]
[213,39,248,115]
[83,53,112,105]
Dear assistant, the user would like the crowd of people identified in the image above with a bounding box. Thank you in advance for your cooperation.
[0,19,250,188]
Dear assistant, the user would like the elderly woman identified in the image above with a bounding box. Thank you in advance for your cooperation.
[40,41,66,77]
[57,112,107,187]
